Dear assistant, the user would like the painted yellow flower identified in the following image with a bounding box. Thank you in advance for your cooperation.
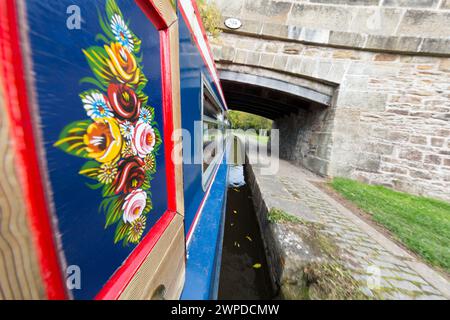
[143,153,156,173]
[83,118,123,163]
[104,42,140,85]
[97,162,118,184]
[127,215,146,244]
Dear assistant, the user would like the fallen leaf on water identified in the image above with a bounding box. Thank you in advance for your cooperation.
[253,263,262,269]
[234,188,240,192]
[234,241,240,248]
[230,223,234,227]
[245,235,253,242]
[233,210,237,214]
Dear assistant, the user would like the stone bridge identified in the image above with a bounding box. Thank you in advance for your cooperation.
[210,0,450,202]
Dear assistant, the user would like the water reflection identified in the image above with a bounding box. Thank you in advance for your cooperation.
[228,165,245,187]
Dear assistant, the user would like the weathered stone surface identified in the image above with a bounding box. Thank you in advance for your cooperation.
[365,35,422,53]
[374,53,398,62]
[333,50,361,60]
[243,0,292,24]
[410,135,428,145]
[397,10,450,37]
[383,0,440,8]
[337,91,388,111]
[431,137,444,147]
[215,0,243,16]
[420,38,450,55]
[441,0,450,9]
[289,3,353,31]
[311,0,379,5]
[399,149,423,161]
[262,23,289,38]
[328,30,366,48]
[274,108,334,176]
[350,7,403,36]
[425,155,441,165]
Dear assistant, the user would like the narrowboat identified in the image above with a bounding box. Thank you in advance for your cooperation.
[0,0,230,300]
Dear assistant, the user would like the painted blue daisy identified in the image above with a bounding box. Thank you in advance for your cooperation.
[82,92,113,120]
[119,121,135,141]
[139,107,153,124]
[111,14,134,52]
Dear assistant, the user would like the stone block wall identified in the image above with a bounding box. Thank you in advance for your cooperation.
[212,0,450,201]
[274,105,335,176]
[215,0,450,38]
[331,55,450,200]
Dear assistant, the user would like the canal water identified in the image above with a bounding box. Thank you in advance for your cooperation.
[218,164,274,300]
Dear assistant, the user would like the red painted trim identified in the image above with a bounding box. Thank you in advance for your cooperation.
[178,3,228,110]
[96,1,179,299]
[160,29,178,213]
[189,0,227,109]
[135,0,168,30]
[95,210,176,300]
[0,0,67,299]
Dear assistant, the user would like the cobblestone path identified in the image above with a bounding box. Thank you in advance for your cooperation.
[250,155,450,300]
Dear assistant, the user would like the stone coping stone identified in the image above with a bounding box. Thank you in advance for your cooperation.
[220,16,450,57]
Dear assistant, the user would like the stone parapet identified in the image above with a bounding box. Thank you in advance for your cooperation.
[216,0,450,39]
[219,16,450,56]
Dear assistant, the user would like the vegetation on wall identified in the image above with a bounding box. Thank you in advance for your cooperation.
[228,110,273,132]
[196,0,222,38]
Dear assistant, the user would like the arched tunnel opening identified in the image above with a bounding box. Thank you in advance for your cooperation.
[220,71,335,176]
[218,71,337,299]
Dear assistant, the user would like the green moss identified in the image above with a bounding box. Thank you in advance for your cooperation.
[268,208,301,224]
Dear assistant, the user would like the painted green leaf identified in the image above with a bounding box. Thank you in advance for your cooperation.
[80,76,107,91]
[53,120,91,158]
[114,220,130,244]
[143,194,153,215]
[106,0,122,20]
[133,36,142,54]
[101,195,125,228]
[136,72,148,92]
[154,126,162,150]
[86,182,104,190]
[136,91,148,107]
[98,9,115,41]
[142,178,150,191]
[102,183,116,198]
[82,46,113,89]
[79,161,101,180]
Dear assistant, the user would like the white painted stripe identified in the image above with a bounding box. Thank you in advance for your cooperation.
[179,0,227,107]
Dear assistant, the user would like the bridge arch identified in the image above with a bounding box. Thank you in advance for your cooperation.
[217,64,338,176]
[210,0,450,202]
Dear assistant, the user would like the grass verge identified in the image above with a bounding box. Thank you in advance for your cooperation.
[330,177,450,273]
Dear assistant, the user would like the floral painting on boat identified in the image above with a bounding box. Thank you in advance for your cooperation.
[54,0,161,246]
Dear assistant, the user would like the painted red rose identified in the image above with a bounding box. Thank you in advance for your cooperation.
[108,83,141,121]
[113,156,146,194]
